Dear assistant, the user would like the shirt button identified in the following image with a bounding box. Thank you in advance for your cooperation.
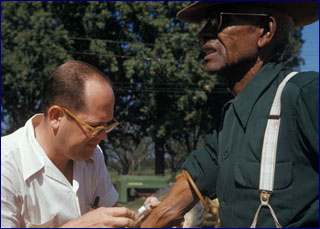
[222,151,229,159]
[220,201,226,208]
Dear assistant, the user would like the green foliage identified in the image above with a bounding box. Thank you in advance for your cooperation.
[282,28,305,68]
[1,1,305,174]
[1,2,73,131]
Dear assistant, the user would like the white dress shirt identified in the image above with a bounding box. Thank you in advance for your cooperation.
[1,114,118,228]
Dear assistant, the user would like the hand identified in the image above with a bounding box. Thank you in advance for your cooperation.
[140,175,198,228]
[143,196,161,209]
[134,196,161,227]
[143,197,184,228]
[60,207,138,228]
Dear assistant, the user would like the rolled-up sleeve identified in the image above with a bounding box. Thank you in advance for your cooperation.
[182,131,219,199]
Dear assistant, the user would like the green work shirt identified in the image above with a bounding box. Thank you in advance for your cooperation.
[182,61,319,228]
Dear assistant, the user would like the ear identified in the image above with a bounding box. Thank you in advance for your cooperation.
[47,105,64,131]
[258,16,276,48]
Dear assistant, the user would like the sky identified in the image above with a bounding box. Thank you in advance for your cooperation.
[300,21,319,72]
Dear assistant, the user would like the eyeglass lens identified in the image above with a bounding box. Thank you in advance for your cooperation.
[92,121,119,136]
[201,14,221,30]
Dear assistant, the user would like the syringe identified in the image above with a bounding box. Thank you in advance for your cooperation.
[135,203,152,216]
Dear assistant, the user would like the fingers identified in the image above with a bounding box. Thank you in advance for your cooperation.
[110,217,136,228]
[60,207,137,228]
[144,196,161,208]
[134,214,145,228]
[103,207,138,220]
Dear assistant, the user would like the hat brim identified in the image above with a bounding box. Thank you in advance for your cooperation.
[177,1,319,27]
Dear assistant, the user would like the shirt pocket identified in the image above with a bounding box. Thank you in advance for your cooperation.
[24,215,56,228]
[233,161,293,227]
[234,161,293,190]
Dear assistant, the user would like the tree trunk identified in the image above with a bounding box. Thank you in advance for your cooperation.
[155,138,165,175]
[129,159,136,175]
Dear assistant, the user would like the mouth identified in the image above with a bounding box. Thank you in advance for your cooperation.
[203,47,217,61]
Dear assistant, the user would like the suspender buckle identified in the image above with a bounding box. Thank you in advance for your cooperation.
[268,114,280,119]
[260,190,272,204]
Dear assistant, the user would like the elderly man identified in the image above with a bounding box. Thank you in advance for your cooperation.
[1,60,159,227]
[141,1,319,228]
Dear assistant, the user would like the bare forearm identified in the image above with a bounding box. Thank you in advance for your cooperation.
[141,175,199,228]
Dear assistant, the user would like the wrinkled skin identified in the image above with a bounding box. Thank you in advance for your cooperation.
[140,5,277,228]
[140,175,199,228]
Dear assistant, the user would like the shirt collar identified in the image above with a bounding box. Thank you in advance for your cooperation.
[20,114,46,181]
[231,62,286,129]
[20,114,96,181]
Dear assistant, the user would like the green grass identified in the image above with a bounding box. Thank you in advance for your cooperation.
[109,168,179,184]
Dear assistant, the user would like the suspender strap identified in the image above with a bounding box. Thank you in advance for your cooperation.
[259,71,298,192]
[250,72,298,228]
[250,191,282,228]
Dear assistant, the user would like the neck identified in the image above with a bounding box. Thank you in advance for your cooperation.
[221,59,264,96]
[35,117,71,176]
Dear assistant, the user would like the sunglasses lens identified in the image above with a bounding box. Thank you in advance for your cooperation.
[201,19,209,30]
[200,15,220,31]
[210,15,221,31]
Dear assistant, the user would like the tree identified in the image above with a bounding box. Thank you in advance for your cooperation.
[1,1,73,133]
[1,1,305,175]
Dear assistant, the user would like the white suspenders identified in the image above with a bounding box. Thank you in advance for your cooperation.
[250,72,298,228]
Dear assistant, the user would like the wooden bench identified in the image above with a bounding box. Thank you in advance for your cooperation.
[114,174,174,203]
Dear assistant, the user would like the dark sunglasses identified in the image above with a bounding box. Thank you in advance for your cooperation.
[201,12,269,31]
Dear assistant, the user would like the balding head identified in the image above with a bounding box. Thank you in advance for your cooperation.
[41,60,112,115]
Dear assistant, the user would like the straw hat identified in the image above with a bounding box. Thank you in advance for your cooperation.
[177,1,319,27]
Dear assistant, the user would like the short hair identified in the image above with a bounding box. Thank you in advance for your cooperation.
[41,60,112,115]
[222,5,295,60]
[263,8,295,60]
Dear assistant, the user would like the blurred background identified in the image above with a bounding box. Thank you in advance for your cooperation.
[1,2,318,227]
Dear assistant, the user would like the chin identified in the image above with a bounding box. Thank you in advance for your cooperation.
[75,147,95,161]
[205,63,221,74]
[205,62,229,76]
[206,67,220,75]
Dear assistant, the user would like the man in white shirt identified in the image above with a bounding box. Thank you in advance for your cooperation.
[1,60,156,227]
